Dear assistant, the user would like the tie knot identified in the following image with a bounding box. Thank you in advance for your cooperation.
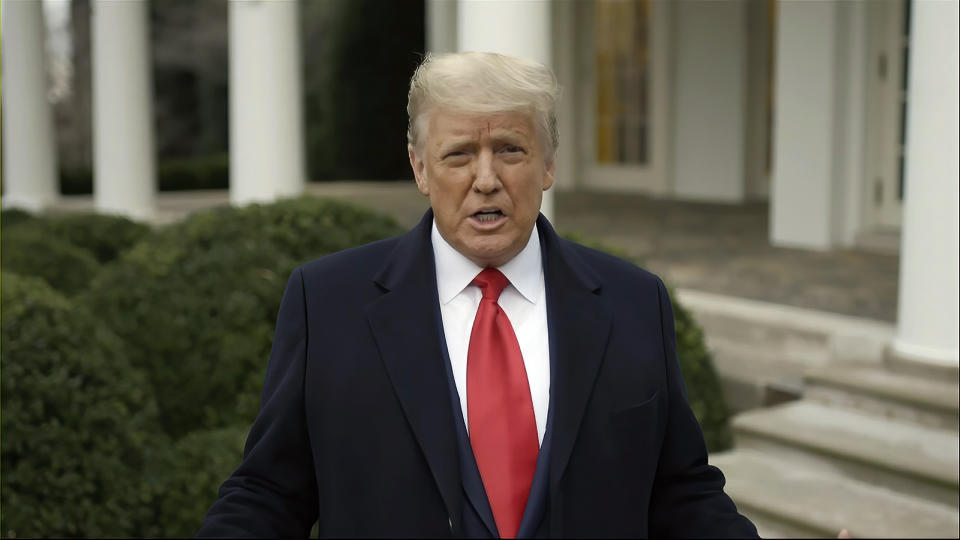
[472,268,510,300]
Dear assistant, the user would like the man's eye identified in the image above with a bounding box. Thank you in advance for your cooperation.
[501,145,525,154]
[444,151,467,159]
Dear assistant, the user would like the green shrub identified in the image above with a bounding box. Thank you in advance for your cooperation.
[301,0,424,181]
[4,212,151,264]
[60,153,230,195]
[1,212,148,297]
[1,208,36,229]
[143,425,249,538]
[671,301,733,451]
[81,196,406,439]
[0,228,101,296]
[562,231,732,452]
[59,167,95,195]
[156,153,230,192]
[0,274,158,538]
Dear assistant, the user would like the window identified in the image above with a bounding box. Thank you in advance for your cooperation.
[594,0,650,164]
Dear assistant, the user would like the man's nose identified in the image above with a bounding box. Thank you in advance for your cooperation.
[472,149,500,193]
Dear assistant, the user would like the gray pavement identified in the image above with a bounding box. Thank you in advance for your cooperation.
[555,191,899,323]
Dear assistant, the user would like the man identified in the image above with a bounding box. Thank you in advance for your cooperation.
[199,52,759,538]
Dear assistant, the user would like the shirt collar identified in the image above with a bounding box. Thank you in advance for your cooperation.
[431,220,543,305]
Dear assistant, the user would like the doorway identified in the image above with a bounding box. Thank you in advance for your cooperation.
[574,0,671,194]
[864,0,910,230]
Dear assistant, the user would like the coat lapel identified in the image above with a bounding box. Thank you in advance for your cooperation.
[537,217,613,498]
[365,210,463,528]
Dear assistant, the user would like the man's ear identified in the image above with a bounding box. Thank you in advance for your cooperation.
[409,145,429,196]
[543,158,556,191]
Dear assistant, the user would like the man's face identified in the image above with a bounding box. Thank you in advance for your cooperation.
[409,110,555,268]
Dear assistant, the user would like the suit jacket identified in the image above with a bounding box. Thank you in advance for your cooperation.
[198,210,758,538]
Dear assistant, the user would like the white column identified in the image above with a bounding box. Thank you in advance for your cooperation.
[91,0,156,220]
[769,1,843,250]
[769,2,870,250]
[458,0,554,222]
[426,0,457,54]
[672,0,747,202]
[891,0,959,367]
[1,0,59,212]
[836,1,869,247]
[229,0,305,206]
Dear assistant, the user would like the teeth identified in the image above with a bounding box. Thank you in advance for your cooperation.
[476,213,500,222]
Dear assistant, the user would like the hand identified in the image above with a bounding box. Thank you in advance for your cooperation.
[838,529,851,538]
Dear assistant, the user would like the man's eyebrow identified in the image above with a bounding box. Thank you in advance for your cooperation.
[436,137,476,152]
[433,129,530,154]
[488,129,530,143]
[435,138,476,154]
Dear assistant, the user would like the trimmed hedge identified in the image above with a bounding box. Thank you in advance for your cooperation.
[0,228,101,296]
[0,208,36,228]
[60,153,230,195]
[1,211,149,298]
[81,197,406,439]
[3,211,151,263]
[672,302,733,451]
[0,274,158,538]
[143,425,249,538]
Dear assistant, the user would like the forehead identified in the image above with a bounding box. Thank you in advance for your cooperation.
[426,110,537,143]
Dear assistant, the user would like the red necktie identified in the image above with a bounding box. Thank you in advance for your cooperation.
[467,268,539,539]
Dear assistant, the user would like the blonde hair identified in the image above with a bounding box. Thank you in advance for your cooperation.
[406,52,560,160]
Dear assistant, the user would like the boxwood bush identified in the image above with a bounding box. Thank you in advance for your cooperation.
[671,295,733,451]
[80,197,406,439]
[0,228,101,296]
[60,154,230,195]
[1,210,150,299]
[142,425,249,538]
[42,213,150,263]
[0,274,158,538]
[2,211,151,264]
[0,207,36,228]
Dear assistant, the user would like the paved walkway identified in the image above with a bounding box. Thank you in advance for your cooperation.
[556,191,899,323]
[53,182,900,322]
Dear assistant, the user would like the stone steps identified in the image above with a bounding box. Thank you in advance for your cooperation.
[674,289,895,412]
[712,449,960,538]
[675,292,960,537]
[886,352,960,381]
[708,340,806,413]
[732,400,959,507]
[675,289,895,366]
[805,364,959,431]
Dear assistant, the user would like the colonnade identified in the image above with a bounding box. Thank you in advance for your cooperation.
[2,0,955,368]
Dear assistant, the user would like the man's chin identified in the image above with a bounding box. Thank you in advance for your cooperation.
[461,241,519,269]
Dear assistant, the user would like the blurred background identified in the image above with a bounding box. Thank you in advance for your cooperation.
[1,0,958,537]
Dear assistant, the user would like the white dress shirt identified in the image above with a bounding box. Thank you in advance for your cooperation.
[431,221,550,444]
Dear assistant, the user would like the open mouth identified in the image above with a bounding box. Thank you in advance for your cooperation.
[472,209,504,223]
